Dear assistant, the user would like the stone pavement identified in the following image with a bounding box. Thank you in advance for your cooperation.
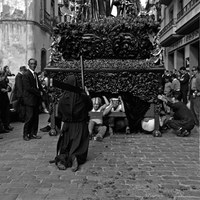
[0,114,199,200]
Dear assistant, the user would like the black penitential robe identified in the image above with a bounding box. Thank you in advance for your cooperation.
[55,75,93,168]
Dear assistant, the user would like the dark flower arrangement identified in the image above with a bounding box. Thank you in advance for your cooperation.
[50,15,160,61]
[46,66,163,103]
[47,15,164,103]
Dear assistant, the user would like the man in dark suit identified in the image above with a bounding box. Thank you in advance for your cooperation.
[0,66,14,132]
[11,66,27,122]
[179,66,190,104]
[22,58,43,141]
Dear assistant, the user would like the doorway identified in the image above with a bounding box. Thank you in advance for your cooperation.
[177,48,185,70]
[41,48,47,71]
[190,41,199,69]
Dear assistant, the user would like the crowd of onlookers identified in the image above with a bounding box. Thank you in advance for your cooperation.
[162,66,200,121]
[0,63,200,141]
[159,66,200,136]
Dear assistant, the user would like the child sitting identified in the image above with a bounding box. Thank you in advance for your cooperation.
[88,96,109,141]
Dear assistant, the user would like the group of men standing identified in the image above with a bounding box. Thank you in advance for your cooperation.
[163,66,200,127]
[0,58,43,141]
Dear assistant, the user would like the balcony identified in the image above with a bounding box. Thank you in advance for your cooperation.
[160,0,172,6]
[40,9,52,32]
[176,0,200,34]
[159,18,183,47]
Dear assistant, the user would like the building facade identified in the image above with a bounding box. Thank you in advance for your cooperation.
[159,0,200,71]
[0,0,59,75]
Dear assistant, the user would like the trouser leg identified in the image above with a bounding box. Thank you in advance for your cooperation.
[1,103,10,128]
[23,106,34,138]
[166,119,181,130]
[108,117,115,135]
[88,120,96,135]
[190,96,199,125]
[166,119,194,132]
[181,90,188,104]
[96,125,107,138]
[108,117,115,128]
[31,106,39,136]
[193,97,200,126]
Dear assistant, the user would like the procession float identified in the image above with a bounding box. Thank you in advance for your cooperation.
[45,0,164,136]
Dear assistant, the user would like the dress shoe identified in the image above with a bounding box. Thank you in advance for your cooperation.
[176,127,184,137]
[181,130,191,137]
[71,156,78,172]
[40,125,51,132]
[29,135,42,139]
[94,135,103,142]
[57,161,67,170]
[23,136,30,141]
[125,126,131,134]
[89,134,93,140]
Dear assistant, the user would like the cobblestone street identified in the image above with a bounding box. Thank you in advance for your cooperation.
[0,114,199,200]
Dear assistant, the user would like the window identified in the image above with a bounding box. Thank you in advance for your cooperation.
[178,0,183,11]
[41,49,47,71]
[51,0,55,18]
[163,6,166,26]
[41,0,46,10]
[169,7,173,21]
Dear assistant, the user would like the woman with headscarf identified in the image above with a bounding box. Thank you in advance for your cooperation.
[55,75,93,172]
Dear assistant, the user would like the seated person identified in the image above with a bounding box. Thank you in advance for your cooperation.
[104,96,130,135]
[88,96,109,142]
[158,94,195,137]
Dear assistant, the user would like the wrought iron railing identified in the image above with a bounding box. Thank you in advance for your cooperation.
[159,18,176,36]
[177,0,200,20]
[40,9,52,29]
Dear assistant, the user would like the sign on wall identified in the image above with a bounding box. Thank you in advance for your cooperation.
[168,29,199,52]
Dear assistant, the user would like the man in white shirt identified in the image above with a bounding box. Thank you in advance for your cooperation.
[88,96,109,141]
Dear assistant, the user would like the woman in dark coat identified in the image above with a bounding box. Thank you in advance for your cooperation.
[0,66,14,131]
[55,75,93,171]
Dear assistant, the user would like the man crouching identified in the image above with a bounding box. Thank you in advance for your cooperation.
[158,94,195,137]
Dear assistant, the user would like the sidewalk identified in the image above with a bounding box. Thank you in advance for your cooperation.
[0,114,199,200]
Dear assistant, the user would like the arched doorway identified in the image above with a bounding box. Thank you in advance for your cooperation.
[41,48,47,71]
